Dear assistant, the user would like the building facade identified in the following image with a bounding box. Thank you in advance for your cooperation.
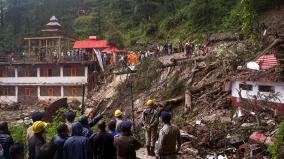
[0,62,88,104]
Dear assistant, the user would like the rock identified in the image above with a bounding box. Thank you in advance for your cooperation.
[180,130,197,142]
[227,134,244,147]
[241,123,256,127]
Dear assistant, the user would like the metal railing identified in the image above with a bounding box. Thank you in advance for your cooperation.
[0,54,94,64]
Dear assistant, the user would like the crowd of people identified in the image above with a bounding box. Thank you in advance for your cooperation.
[0,100,181,159]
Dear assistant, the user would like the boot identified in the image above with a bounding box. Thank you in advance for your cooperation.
[150,146,155,156]
[146,146,151,156]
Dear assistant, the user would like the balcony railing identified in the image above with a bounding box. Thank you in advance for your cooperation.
[0,54,94,64]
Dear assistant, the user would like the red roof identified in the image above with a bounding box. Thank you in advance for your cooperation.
[73,40,108,49]
[256,54,278,70]
[102,47,127,53]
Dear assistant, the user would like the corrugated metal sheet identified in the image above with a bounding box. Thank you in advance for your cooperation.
[256,54,278,70]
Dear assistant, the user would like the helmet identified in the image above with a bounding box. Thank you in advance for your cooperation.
[32,121,47,133]
[114,110,122,117]
[146,100,155,107]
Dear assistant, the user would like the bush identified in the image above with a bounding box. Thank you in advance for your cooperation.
[268,117,284,159]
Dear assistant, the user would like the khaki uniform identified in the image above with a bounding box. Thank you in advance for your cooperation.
[116,118,123,133]
[113,132,142,159]
[156,124,181,159]
[65,121,72,136]
[142,108,159,147]
[26,126,34,140]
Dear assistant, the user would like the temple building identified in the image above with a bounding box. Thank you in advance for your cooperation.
[0,16,107,105]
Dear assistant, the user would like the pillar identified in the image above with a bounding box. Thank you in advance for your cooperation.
[28,40,31,56]
[45,40,48,55]
[37,86,40,99]
[15,86,18,102]
[15,67,18,78]
[84,66,88,77]
[60,66,63,77]
[58,38,61,55]
[61,86,64,97]
[37,67,40,77]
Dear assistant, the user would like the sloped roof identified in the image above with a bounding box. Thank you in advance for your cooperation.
[46,16,61,27]
[256,54,279,70]
[73,40,108,49]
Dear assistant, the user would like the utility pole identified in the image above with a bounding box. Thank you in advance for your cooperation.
[130,79,135,131]
[81,84,85,115]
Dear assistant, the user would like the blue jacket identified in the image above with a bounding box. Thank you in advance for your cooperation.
[0,131,14,159]
[28,134,45,159]
[93,131,116,159]
[51,134,67,159]
[63,122,91,159]
[80,114,103,138]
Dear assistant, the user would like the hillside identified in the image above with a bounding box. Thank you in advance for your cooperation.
[1,1,284,158]
[0,0,283,53]
[86,5,284,158]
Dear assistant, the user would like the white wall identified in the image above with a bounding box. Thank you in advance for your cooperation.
[0,66,88,85]
[0,96,17,104]
[231,81,284,103]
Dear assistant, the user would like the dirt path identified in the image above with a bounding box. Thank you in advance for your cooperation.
[136,148,155,159]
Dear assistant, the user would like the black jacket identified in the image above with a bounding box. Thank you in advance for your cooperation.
[51,134,67,159]
[92,131,116,159]
[0,131,14,159]
[28,134,45,159]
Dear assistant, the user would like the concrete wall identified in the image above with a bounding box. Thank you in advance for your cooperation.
[0,65,89,104]
[231,80,284,103]
[0,66,88,85]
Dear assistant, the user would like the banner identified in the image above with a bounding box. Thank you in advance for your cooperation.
[94,49,104,72]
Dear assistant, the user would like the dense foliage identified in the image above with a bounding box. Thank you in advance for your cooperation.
[0,0,283,53]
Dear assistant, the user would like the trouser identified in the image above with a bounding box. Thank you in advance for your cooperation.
[145,126,158,147]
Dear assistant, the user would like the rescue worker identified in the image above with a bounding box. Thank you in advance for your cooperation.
[108,120,119,137]
[156,111,181,159]
[0,122,14,159]
[114,110,123,132]
[65,111,76,136]
[63,122,90,159]
[79,114,103,138]
[142,99,159,156]
[9,143,24,159]
[92,121,116,159]
[27,112,44,140]
[28,121,47,159]
[39,144,56,159]
[51,124,69,159]
[113,121,142,159]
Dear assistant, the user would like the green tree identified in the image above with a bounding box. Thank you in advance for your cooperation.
[73,16,95,39]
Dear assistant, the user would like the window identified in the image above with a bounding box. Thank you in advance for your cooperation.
[239,84,253,91]
[64,86,83,96]
[2,88,8,96]
[40,67,60,77]
[71,87,78,96]
[63,66,85,76]
[0,87,15,96]
[18,87,37,97]
[259,85,274,93]
[18,67,37,77]
[71,67,77,76]
[48,88,54,96]
[25,88,32,96]
[2,69,8,77]
[40,86,61,96]
[0,66,15,77]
